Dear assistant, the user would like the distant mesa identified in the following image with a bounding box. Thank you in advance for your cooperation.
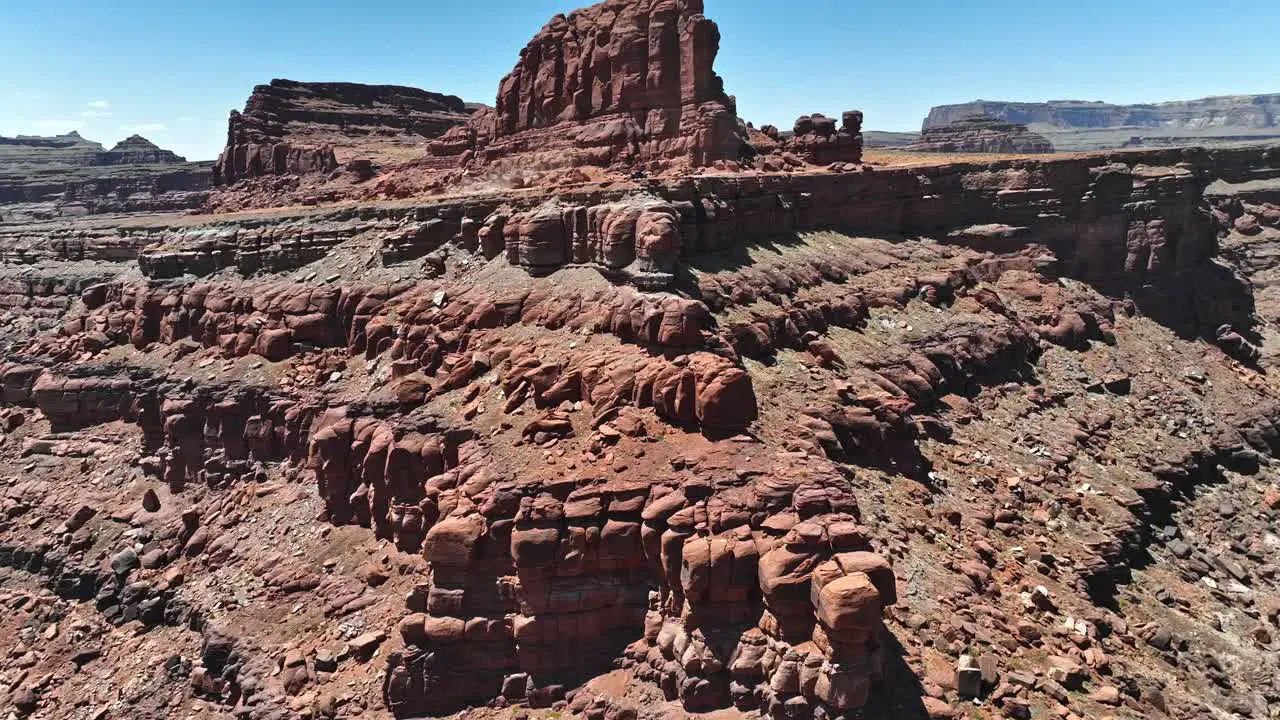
[908,115,1054,154]
[103,134,187,165]
[0,131,209,220]
[0,131,187,167]
[213,79,477,185]
[861,130,922,148]
[924,94,1280,131]
[2,130,99,151]
[923,94,1280,151]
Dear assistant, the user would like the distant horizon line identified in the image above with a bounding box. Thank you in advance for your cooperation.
[5,84,1279,162]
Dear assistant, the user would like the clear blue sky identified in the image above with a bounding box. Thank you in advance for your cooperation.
[2,0,1277,161]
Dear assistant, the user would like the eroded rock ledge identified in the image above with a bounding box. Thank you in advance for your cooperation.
[130,145,1280,334]
[214,79,476,185]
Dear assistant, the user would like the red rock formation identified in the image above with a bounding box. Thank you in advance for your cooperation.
[375,442,897,716]
[787,111,864,165]
[493,195,686,286]
[214,79,476,185]
[745,112,865,171]
[214,114,338,185]
[429,0,746,173]
[30,374,133,430]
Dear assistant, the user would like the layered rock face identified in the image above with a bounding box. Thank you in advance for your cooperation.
[908,115,1054,154]
[213,79,476,184]
[5,139,1280,720]
[924,94,1280,151]
[383,466,898,716]
[124,146,1278,337]
[0,132,211,220]
[428,0,746,173]
[925,95,1280,131]
[100,135,187,165]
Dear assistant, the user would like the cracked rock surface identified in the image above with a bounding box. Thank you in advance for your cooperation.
[4,2,1280,720]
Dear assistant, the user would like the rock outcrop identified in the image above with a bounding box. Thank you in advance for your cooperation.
[383,463,898,716]
[213,79,477,184]
[428,0,746,173]
[908,115,1054,154]
[788,111,864,164]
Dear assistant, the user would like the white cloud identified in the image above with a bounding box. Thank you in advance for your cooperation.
[120,123,167,134]
[86,99,110,109]
[81,110,114,118]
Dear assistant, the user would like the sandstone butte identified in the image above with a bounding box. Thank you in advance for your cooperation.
[426,0,747,173]
[2,1,1280,720]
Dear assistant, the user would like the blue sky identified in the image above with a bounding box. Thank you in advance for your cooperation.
[2,0,1277,161]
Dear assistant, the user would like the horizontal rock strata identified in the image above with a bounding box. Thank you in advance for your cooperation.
[925,94,1280,131]
[214,79,476,184]
[0,132,211,220]
[123,146,1280,334]
[909,115,1055,154]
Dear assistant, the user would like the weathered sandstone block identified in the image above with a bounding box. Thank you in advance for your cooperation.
[429,0,745,172]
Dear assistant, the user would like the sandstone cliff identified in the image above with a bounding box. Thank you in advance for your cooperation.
[428,0,747,173]
[213,79,476,185]
[925,94,1280,131]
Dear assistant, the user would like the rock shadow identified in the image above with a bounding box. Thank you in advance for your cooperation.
[863,629,930,720]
